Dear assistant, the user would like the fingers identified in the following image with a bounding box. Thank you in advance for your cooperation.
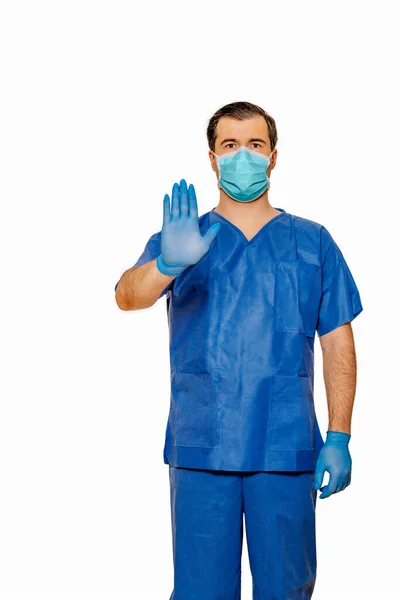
[171,182,180,218]
[314,466,324,491]
[339,471,352,492]
[318,469,352,498]
[319,471,340,499]
[163,193,170,227]
[167,180,197,220]
[180,179,189,216]
[188,183,198,218]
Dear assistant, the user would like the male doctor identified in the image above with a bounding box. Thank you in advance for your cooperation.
[115,101,363,599]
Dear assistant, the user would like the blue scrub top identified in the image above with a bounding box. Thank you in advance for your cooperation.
[116,208,363,471]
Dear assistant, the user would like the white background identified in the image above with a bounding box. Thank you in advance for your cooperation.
[0,1,398,598]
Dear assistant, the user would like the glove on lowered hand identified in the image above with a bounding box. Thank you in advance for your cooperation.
[314,430,352,499]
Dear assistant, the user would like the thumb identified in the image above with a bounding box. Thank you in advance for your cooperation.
[202,222,221,247]
[314,462,325,490]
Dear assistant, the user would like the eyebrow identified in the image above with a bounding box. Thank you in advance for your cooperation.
[220,137,267,145]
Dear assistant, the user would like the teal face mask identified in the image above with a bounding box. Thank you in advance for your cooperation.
[212,146,274,202]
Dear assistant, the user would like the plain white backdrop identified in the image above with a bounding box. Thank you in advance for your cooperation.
[1,1,398,598]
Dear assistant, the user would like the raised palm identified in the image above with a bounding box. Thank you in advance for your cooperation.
[161,179,220,267]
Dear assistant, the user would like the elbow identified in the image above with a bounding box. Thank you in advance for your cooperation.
[116,298,131,311]
[115,283,133,310]
[115,289,130,310]
[115,288,156,311]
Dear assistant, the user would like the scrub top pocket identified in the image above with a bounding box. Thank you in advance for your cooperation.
[274,260,321,337]
[268,374,314,451]
[169,372,218,448]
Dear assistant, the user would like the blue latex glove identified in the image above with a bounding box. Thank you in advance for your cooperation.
[156,179,221,276]
[314,430,352,499]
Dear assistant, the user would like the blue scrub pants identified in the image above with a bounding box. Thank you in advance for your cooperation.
[168,466,317,600]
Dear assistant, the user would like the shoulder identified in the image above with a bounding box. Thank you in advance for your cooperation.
[289,212,335,263]
[198,210,213,232]
[290,212,325,245]
[290,213,336,242]
[199,210,212,223]
[290,212,325,235]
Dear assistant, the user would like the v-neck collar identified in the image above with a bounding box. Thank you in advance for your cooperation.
[210,207,287,244]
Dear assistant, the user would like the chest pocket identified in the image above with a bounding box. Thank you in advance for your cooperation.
[274,260,321,337]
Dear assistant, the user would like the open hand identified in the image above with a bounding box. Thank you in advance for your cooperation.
[161,179,221,267]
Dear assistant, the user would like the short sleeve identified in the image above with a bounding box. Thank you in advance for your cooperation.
[316,226,363,337]
[114,231,174,298]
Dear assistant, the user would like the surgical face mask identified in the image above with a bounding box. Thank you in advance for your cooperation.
[212,146,274,203]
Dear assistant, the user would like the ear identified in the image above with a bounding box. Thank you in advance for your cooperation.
[208,150,217,173]
[270,148,277,170]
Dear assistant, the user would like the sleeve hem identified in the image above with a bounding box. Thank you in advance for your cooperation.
[317,305,363,337]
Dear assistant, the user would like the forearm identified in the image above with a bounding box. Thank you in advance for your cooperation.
[321,326,357,434]
[115,179,219,311]
[115,259,174,310]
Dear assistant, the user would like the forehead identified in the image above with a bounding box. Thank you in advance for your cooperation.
[215,115,269,142]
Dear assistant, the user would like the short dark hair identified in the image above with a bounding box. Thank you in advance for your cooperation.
[206,101,278,152]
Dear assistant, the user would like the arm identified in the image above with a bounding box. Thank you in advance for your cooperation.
[115,260,175,311]
[314,322,358,499]
[320,322,357,435]
[313,225,363,499]
[115,179,220,312]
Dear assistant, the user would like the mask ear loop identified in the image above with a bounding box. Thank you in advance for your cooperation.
[264,149,275,189]
[211,150,222,186]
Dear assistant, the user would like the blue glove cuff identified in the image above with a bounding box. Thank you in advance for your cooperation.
[326,430,351,445]
[156,254,188,277]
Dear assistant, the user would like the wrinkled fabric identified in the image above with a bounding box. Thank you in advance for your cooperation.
[118,208,363,471]
[168,466,317,600]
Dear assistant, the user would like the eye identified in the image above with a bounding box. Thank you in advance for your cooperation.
[251,143,262,148]
[226,143,236,149]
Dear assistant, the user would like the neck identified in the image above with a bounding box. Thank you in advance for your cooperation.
[214,190,280,224]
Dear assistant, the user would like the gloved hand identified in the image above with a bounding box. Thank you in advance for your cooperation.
[314,430,352,499]
[156,179,221,276]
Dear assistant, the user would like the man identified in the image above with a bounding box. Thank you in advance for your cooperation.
[115,101,363,599]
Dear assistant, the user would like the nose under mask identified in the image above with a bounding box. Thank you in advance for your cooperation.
[212,146,274,202]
